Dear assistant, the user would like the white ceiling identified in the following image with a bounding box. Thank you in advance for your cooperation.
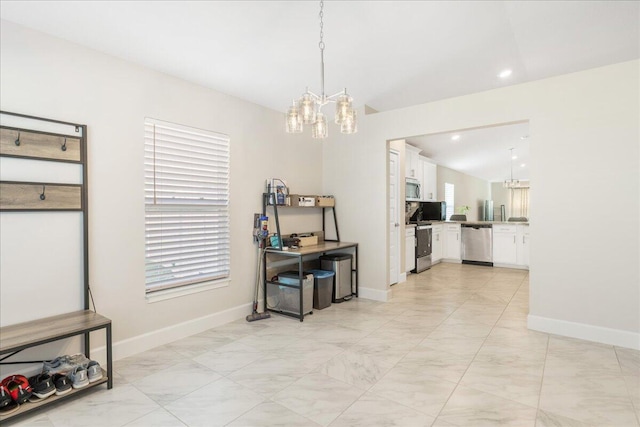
[405,122,530,183]
[1,1,638,114]
[1,1,637,182]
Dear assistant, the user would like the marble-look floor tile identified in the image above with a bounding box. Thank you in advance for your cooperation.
[124,408,187,427]
[235,331,300,351]
[484,326,549,354]
[317,349,394,390]
[272,373,364,426]
[132,361,221,405]
[347,334,420,366]
[226,401,321,426]
[539,373,638,426]
[429,318,495,339]
[114,346,183,383]
[226,355,311,397]
[616,347,640,376]
[47,384,159,427]
[474,341,547,366]
[329,392,434,427]
[460,358,544,407]
[192,347,266,375]
[307,325,371,348]
[11,414,54,427]
[273,338,346,371]
[164,377,264,427]
[623,374,640,409]
[430,419,458,427]
[438,385,537,426]
[544,340,622,378]
[397,347,474,383]
[535,409,595,427]
[419,334,485,358]
[368,365,457,417]
[166,334,234,358]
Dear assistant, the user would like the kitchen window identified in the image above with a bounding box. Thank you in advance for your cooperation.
[144,118,230,300]
[444,182,454,220]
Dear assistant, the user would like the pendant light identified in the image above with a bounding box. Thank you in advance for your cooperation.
[503,147,520,188]
[285,0,357,138]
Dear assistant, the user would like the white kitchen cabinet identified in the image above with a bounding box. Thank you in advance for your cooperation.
[443,223,461,261]
[516,224,530,267]
[493,225,518,265]
[405,144,422,180]
[405,226,416,273]
[421,157,437,201]
[432,224,443,263]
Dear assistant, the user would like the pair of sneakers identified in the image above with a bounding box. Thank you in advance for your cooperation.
[68,360,103,389]
[27,373,56,402]
[43,353,90,376]
[0,375,33,415]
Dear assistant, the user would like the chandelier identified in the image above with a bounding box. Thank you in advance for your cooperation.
[503,147,520,188]
[285,0,357,138]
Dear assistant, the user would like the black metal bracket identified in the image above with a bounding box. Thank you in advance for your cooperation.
[40,185,46,200]
[14,131,20,146]
[61,137,67,151]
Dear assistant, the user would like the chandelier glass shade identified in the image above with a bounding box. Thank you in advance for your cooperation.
[285,0,357,139]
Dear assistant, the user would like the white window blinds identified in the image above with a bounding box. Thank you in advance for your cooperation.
[144,119,230,293]
[444,182,454,220]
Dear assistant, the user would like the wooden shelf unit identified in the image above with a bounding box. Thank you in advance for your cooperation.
[261,193,358,321]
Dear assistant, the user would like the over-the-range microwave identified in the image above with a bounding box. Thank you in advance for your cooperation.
[406,178,421,200]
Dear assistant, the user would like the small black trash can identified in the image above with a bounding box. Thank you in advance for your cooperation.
[309,269,334,310]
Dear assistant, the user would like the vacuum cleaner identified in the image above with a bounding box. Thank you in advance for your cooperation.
[247,215,271,322]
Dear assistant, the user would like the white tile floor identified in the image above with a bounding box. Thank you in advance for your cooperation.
[13,263,640,426]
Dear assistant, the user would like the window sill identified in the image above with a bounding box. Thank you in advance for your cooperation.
[146,279,230,303]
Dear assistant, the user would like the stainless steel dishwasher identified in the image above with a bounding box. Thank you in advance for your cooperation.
[461,224,493,266]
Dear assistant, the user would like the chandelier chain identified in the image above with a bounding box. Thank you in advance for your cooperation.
[319,0,325,51]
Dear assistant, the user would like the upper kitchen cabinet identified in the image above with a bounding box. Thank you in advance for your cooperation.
[421,157,437,201]
[405,144,422,179]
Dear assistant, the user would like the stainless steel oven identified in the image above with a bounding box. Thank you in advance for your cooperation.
[414,224,432,273]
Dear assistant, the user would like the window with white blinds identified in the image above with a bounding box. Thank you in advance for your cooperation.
[144,119,230,294]
[444,182,454,220]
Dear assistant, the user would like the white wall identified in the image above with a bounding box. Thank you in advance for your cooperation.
[324,60,639,349]
[0,21,323,364]
[436,166,491,221]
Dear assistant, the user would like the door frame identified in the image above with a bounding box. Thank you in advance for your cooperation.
[388,148,402,286]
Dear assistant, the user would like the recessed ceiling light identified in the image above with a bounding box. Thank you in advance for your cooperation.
[520,163,526,167]
[498,69,512,79]
[451,135,460,141]
[520,135,529,140]
[512,155,518,160]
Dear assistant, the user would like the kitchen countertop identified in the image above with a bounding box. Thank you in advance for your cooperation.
[408,221,530,226]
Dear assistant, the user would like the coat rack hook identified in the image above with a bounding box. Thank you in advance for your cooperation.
[40,185,46,201]
[14,131,20,146]
[61,138,67,152]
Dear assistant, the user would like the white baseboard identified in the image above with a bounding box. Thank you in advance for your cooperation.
[399,273,407,283]
[358,286,392,302]
[493,263,529,270]
[441,259,462,264]
[528,314,640,350]
[91,302,253,363]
